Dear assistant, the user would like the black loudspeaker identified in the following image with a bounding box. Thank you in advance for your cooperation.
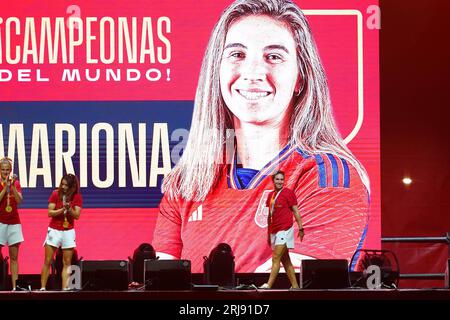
[80,260,129,291]
[203,243,235,287]
[130,243,156,283]
[144,259,191,290]
[0,253,8,290]
[300,259,350,289]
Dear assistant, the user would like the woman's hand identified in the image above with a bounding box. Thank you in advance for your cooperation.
[64,203,71,211]
[298,228,305,242]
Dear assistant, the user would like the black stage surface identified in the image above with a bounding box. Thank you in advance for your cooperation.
[1,288,450,301]
[1,289,449,318]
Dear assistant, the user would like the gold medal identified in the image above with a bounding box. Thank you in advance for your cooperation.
[4,180,13,213]
[63,217,69,229]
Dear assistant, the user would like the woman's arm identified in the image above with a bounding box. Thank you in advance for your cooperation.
[48,202,64,217]
[292,205,304,241]
[67,205,81,220]
[0,182,6,202]
[152,194,183,259]
[10,179,23,204]
[266,211,272,246]
[292,157,369,261]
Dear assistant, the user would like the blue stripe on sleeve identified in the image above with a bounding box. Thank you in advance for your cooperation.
[350,225,368,271]
[341,158,350,188]
[326,153,339,187]
[296,147,311,158]
[314,154,327,188]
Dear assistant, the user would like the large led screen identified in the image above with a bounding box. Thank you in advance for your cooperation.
[0,0,379,273]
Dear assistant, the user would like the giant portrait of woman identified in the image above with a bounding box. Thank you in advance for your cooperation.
[152,0,370,273]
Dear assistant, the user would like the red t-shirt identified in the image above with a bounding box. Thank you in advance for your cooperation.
[266,188,297,233]
[48,190,83,230]
[0,180,22,225]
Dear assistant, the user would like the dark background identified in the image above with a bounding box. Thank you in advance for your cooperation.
[380,0,450,287]
[381,0,450,236]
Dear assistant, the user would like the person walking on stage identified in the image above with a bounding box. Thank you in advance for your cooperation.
[40,173,82,291]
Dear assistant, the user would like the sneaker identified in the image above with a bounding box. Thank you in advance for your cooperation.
[235,284,258,290]
[15,285,29,291]
[259,283,270,289]
[11,287,17,291]
[39,288,46,291]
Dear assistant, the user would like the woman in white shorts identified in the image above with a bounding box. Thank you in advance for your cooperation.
[260,170,304,289]
[0,157,23,291]
[40,174,83,290]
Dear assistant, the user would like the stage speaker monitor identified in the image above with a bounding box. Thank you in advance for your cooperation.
[80,260,129,291]
[144,259,191,290]
[0,253,8,291]
[300,259,350,289]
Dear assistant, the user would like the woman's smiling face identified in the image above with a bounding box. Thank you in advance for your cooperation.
[220,15,300,125]
[1,162,11,180]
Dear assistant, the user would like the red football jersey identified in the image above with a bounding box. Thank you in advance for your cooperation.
[48,190,83,230]
[266,188,297,234]
[153,145,370,272]
[0,180,22,225]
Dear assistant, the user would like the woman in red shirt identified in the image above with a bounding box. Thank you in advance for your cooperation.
[40,174,82,290]
[0,157,23,291]
[260,170,304,289]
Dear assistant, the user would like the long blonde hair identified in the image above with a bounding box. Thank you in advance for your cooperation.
[163,0,369,201]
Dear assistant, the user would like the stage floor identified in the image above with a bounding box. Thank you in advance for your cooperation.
[1,288,450,300]
[2,289,449,318]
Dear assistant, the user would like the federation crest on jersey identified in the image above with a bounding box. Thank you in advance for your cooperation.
[254,190,272,228]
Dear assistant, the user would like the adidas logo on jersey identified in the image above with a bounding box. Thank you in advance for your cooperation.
[188,205,203,222]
